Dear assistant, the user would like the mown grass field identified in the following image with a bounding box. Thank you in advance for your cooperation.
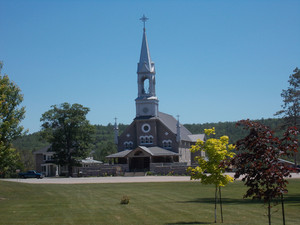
[0,179,299,225]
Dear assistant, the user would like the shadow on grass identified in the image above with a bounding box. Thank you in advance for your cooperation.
[178,193,300,206]
[178,197,262,205]
[165,222,211,225]
[284,194,300,206]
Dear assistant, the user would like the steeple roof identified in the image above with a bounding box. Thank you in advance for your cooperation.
[137,29,155,73]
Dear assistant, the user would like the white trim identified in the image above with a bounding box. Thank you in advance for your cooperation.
[124,141,133,149]
[140,135,153,145]
[142,123,151,133]
[162,140,172,149]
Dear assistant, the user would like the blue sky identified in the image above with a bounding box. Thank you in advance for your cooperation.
[1,0,299,133]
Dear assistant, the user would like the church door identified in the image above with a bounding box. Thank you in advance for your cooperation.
[129,157,150,172]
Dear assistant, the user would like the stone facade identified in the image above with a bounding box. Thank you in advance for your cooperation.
[74,164,129,177]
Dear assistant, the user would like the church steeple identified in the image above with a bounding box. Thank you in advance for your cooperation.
[137,26,155,74]
[176,115,181,143]
[135,15,159,118]
[114,117,119,145]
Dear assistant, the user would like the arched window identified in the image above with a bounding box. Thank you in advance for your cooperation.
[124,141,133,149]
[162,140,172,149]
[149,136,153,144]
[142,77,150,94]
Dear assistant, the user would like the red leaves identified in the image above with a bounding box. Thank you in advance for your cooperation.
[231,120,299,202]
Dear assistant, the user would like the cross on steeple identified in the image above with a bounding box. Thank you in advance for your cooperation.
[140,14,149,30]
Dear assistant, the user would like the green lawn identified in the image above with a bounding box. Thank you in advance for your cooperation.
[0,179,299,225]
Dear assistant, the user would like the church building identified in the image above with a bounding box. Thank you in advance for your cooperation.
[107,16,204,173]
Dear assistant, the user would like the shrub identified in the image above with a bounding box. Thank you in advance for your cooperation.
[120,195,130,204]
[146,171,154,176]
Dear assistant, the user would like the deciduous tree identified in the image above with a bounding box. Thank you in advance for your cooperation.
[40,102,95,177]
[188,128,235,223]
[0,62,25,177]
[231,119,298,225]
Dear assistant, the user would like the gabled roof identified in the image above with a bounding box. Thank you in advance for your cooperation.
[157,112,193,141]
[106,146,179,158]
[106,150,132,158]
[146,146,179,156]
[188,134,205,142]
[81,157,103,164]
[33,145,52,154]
[134,111,204,142]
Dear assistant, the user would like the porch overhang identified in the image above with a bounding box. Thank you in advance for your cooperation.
[106,146,179,159]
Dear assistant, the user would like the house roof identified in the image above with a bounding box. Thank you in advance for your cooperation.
[106,146,179,158]
[33,145,52,154]
[81,157,103,164]
[188,134,205,142]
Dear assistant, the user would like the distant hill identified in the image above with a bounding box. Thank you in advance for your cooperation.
[184,118,286,144]
[12,117,298,170]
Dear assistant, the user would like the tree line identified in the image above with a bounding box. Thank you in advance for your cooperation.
[12,117,298,172]
[1,61,299,177]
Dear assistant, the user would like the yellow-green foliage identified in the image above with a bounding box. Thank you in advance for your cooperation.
[188,127,235,187]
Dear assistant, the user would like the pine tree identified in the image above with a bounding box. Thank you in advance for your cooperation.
[275,67,300,165]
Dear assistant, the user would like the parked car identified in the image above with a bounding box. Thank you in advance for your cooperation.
[19,170,43,179]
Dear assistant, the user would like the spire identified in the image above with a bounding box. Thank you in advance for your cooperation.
[176,115,181,143]
[137,15,155,73]
[114,117,119,145]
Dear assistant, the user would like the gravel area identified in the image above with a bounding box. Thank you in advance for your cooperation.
[1,173,300,184]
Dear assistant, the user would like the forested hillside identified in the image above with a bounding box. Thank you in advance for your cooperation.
[12,117,297,170]
[185,118,286,144]
[12,123,128,170]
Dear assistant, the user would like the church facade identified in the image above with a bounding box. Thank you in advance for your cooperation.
[107,17,204,173]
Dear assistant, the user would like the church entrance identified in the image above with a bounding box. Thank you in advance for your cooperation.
[129,157,150,172]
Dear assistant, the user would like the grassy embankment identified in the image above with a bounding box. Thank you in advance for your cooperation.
[0,179,299,225]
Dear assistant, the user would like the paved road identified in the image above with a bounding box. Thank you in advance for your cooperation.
[2,173,300,184]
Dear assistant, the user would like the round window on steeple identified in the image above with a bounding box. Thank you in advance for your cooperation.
[142,123,151,133]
